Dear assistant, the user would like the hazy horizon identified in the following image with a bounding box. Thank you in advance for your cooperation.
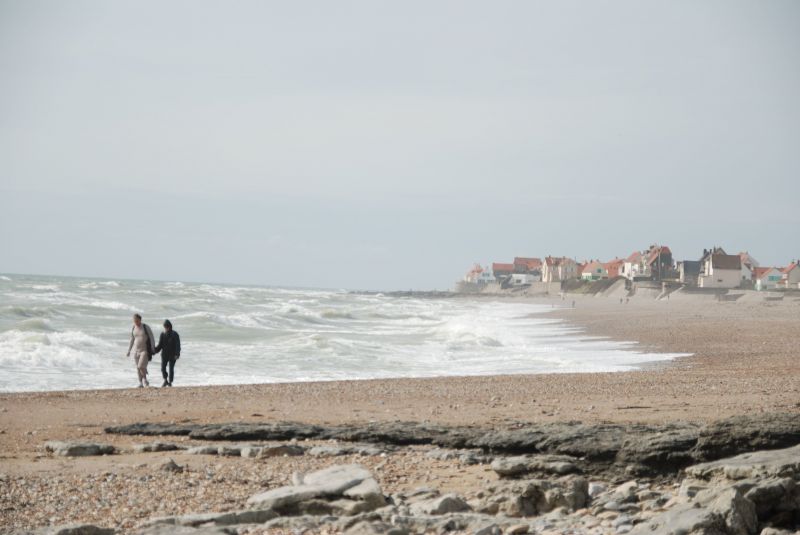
[2,1,798,290]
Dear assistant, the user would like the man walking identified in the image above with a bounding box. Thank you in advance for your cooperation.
[127,313,156,387]
[153,319,181,387]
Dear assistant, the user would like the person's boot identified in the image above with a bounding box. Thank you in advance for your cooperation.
[161,380,169,387]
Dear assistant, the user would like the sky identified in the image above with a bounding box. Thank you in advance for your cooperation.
[1,1,798,290]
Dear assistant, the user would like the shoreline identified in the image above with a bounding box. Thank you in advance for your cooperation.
[2,292,800,532]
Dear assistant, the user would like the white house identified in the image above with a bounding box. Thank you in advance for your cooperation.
[698,253,742,288]
[753,267,784,291]
[782,262,800,289]
[738,252,759,282]
[510,273,537,286]
[542,256,578,282]
[621,251,647,280]
[477,266,494,285]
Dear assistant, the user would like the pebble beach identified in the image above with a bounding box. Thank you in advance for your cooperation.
[1,292,799,534]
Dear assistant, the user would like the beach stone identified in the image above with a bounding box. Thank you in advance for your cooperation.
[344,520,409,535]
[310,444,385,457]
[588,482,607,497]
[159,458,183,473]
[630,486,757,535]
[44,441,115,457]
[704,487,758,535]
[133,442,181,453]
[258,444,305,457]
[247,464,383,515]
[184,446,219,455]
[409,493,471,515]
[737,477,798,519]
[491,455,579,478]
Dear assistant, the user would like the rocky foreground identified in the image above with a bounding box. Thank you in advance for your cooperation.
[9,414,800,535]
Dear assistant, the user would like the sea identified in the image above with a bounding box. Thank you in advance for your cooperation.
[0,274,687,393]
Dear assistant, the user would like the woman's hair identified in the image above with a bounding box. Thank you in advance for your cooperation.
[133,313,142,320]
[163,319,172,329]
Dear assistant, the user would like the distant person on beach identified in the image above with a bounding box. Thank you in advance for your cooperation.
[153,319,181,387]
[127,313,156,388]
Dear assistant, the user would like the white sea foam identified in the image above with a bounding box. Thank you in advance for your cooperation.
[0,275,690,392]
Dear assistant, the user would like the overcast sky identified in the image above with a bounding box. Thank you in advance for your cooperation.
[1,1,798,290]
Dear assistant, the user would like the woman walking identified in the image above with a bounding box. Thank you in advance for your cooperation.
[127,313,156,387]
[153,319,181,387]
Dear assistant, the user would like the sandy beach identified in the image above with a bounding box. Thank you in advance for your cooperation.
[2,292,799,532]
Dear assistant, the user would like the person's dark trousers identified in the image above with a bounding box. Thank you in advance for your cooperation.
[161,357,176,384]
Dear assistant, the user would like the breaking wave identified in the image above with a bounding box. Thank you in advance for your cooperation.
[0,274,689,392]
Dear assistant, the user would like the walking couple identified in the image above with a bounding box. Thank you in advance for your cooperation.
[127,313,181,388]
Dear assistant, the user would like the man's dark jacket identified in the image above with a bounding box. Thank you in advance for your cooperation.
[154,330,181,360]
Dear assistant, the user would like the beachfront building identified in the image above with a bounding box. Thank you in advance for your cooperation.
[621,251,646,280]
[698,248,742,288]
[782,261,800,289]
[739,252,759,283]
[645,244,674,281]
[541,256,578,282]
[604,258,624,278]
[678,260,702,286]
[753,267,784,291]
[581,261,608,281]
[513,257,542,281]
[492,262,514,283]
[510,273,537,286]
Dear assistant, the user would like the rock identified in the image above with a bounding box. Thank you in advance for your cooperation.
[44,441,115,457]
[473,523,500,535]
[31,525,115,535]
[737,477,798,520]
[491,457,530,477]
[505,524,530,534]
[184,446,219,455]
[247,464,384,516]
[132,442,181,453]
[630,486,757,535]
[613,480,639,503]
[491,455,579,478]
[105,413,800,478]
[309,444,384,457]
[703,487,758,535]
[686,443,800,481]
[344,477,387,509]
[409,493,471,515]
[693,413,800,460]
[258,444,305,458]
[629,502,725,535]
[588,482,607,497]
[142,507,277,527]
[344,520,409,535]
[159,458,183,473]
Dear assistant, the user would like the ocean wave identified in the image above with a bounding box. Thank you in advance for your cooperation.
[0,275,11,281]
[3,318,55,333]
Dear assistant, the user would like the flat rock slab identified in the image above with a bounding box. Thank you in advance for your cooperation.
[308,444,386,457]
[133,442,183,453]
[491,454,579,477]
[105,413,800,477]
[686,443,800,481]
[15,524,115,535]
[247,464,384,515]
[44,441,116,457]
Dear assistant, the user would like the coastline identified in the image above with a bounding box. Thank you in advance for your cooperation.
[2,292,800,532]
